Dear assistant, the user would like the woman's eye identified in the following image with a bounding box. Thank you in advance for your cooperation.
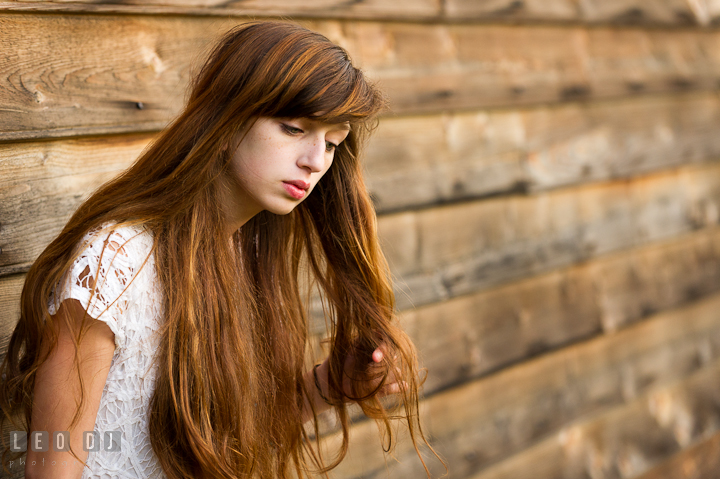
[281,124,303,135]
[325,141,337,152]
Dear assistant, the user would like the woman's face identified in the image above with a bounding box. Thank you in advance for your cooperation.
[222,116,350,230]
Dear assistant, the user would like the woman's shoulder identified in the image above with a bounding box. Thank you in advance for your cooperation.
[76,221,155,261]
[49,221,158,346]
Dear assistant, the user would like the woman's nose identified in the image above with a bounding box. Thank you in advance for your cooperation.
[298,137,327,173]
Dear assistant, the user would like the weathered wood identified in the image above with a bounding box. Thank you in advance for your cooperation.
[305,227,720,432]
[4,147,720,313]
[5,217,720,402]
[0,421,26,479]
[344,23,720,116]
[325,293,720,479]
[0,274,23,363]
[445,0,712,26]
[366,92,720,212]
[577,0,705,26]
[0,274,24,479]
[0,134,152,276]
[0,14,222,141]
[3,92,719,275]
[0,0,441,21]
[2,16,720,140]
[0,0,715,26]
[4,246,720,476]
[634,431,720,479]
[380,162,720,310]
[471,357,720,479]
[396,226,720,395]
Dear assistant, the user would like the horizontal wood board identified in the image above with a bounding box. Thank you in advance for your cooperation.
[4,158,720,312]
[1,16,720,140]
[366,91,720,212]
[470,357,720,479]
[3,92,720,274]
[380,162,720,310]
[634,430,720,479]
[0,0,718,26]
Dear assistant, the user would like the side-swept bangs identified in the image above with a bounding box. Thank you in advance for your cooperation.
[243,23,386,125]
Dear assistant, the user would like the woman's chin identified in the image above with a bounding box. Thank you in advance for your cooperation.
[267,202,300,216]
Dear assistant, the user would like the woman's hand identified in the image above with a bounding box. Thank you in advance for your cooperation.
[302,342,408,424]
[320,344,407,404]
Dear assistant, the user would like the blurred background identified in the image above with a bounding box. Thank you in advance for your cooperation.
[2,1,720,478]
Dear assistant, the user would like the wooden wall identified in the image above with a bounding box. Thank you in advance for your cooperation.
[2,1,720,478]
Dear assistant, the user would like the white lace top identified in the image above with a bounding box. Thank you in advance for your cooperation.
[48,223,167,479]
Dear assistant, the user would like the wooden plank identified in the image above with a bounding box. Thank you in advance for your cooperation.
[0,14,227,141]
[4,144,720,311]
[4,250,720,478]
[444,0,579,22]
[325,293,720,479]
[0,274,23,363]
[397,226,720,395]
[0,0,715,26]
[0,421,26,479]
[0,274,25,479]
[471,357,720,479]
[5,213,720,401]
[445,0,709,26]
[578,0,702,26]
[2,16,720,140]
[353,24,720,116]
[381,162,720,310]
[3,92,718,275]
[634,431,720,479]
[0,134,152,275]
[0,0,441,21]
[366,92,720,212]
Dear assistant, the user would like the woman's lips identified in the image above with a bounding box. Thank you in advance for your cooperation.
[283,182,306,199]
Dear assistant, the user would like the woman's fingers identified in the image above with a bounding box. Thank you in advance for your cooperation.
[372,348,383,363]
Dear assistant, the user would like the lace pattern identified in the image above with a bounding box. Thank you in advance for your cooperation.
[48,223,166,479]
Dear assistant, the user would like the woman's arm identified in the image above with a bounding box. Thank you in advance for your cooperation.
[25,299,115,479]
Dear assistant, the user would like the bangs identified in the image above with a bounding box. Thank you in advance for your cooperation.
[270,47,385,125]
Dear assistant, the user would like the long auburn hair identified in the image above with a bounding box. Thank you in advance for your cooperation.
[1,21,443,478]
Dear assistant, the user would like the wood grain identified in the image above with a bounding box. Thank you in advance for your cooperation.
[325,293,720,479]
[5,224,720,401]
[0,274,23,364]
[634,431,720,479]
[471,357,720,479]
[396,226,720,395]
[303,228,720,431]
[366,92,720,212]
[0,0,716,26]
[380,162,720,310]
[0,134,153,275]
[344,23,720,115]
[4,239,720,476]
[4,149,720,312]
[3,92,719,275]
[0,274,25,479]
[2,16,720,140]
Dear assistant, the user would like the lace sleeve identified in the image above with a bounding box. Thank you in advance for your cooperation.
[48,224,148,349]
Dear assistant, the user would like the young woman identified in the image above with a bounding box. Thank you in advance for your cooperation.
[0,21,442,479]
